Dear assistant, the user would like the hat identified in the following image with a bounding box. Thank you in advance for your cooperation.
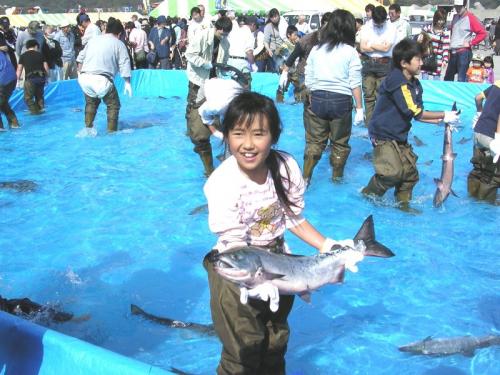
[453,0,465,5]
[28,21,40,33]
[245,16,258,25]
[77,14,91,25]
[472,54,483,62]
[156,15,167,24]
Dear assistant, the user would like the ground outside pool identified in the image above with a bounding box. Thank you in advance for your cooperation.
[0,72,498,375]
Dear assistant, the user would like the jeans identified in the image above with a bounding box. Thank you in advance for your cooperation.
[310,90,352,120]
[444,49,472,82]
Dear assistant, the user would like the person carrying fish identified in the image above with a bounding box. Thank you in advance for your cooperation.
[468,81,500,204]
[203,91,354,374]
[361,39,460,211]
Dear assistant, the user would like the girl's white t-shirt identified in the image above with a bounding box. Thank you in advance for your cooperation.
[204,152,305,252]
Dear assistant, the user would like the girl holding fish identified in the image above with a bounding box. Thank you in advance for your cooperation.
[203,91,353,374]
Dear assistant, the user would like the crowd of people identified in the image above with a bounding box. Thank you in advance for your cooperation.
[0,1,498,373]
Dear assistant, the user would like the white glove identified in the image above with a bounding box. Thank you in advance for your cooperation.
[354,108,365,126]
[443,111,460,125]
[212,130,224,140]
[278,70,288,91]
[248,63,258,72]
[472,111,481,129]
[240,282,280,312]
[321,238,355,253]
[202,61,213,70]
[123,81,132,97]
[489,133,500,163]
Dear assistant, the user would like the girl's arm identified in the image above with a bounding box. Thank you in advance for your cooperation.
[288,219,325,252]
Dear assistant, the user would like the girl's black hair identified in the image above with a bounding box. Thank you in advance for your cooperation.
[319,9,356,50]
[483,55,494,68]
[222,92,297,213]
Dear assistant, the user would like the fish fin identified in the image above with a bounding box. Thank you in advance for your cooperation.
[423,336,433,342]
[452,153,457,159]
[299,292,311,303]
[450,188,459,197]
[353,215,395,258]
[189,204,208,215]
[130,304,144,315]
[263,272,286,280]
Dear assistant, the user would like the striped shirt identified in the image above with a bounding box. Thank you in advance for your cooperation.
[421,25,450,76]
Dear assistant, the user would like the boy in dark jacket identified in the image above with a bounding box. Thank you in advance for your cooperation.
[0,50,19,129]
[362,39,460,210]
[16,39,49,114]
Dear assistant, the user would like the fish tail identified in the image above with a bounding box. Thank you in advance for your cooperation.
[353,215,395,258]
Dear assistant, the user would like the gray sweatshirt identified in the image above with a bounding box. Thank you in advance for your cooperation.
[77,34,131,80]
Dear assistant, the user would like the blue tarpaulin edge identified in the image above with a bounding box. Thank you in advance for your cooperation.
[0,312,169,375]
[10,70,489,113]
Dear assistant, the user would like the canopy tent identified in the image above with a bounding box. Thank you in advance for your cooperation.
[225,0,376,17]
[6,12,142,28]
[150,0,209,18]
[149,0,377,18]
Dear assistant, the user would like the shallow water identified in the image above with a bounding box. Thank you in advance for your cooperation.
[0,92,498,375]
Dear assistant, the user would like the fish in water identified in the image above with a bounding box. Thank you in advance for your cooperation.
[0,180,38,192]
[189,203,208,215]
[413,135,426,147]
[208,216,394,302]
[433,105,459,207]
[458,136,471,144]
[0,295,87,323]
[399,335,500,357]
[131,304,215,335]
[419,160,433,166]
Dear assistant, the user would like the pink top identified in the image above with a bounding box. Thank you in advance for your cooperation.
[204,152,305,252]
[128,28,149,53]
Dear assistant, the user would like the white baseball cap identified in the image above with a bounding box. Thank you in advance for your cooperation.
[453,0,465,6]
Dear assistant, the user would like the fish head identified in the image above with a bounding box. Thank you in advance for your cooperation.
[211,248,265,287]
[398,340,424,354]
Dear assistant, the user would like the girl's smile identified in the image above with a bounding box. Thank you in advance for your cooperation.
[228,114,273,184]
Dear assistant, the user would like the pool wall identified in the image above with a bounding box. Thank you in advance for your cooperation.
[8,69,489,112]
[0,70,491,373]
[0,312,168,374]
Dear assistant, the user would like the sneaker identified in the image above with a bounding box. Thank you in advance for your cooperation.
[10,123,20,129]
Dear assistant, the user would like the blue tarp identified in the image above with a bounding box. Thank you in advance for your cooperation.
[0,70,491,373]
[9,69,489,113]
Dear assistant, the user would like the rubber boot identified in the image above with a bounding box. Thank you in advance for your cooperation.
[276,89,284,103]
[107,112,118,132]
[199,151,215,177]
[467,173,481,198]
[85,110,97,128]
[477,181,498,204]
[303,156,319,188]
[7,116,19,129]
[330,148,350,181]
[396,190,421,214]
